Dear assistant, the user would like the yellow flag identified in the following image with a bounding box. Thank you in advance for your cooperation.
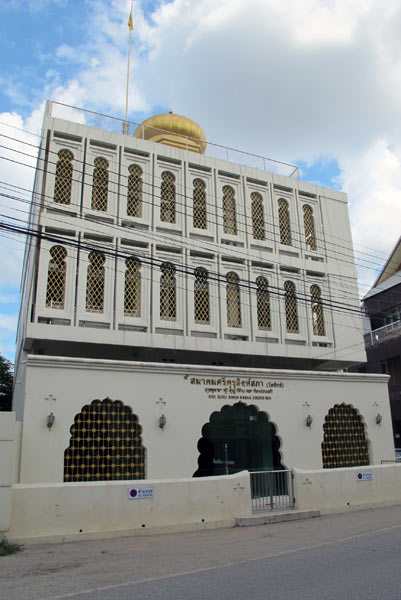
[128,7,133,31]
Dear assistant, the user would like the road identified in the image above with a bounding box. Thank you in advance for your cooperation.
[2,504,401,600]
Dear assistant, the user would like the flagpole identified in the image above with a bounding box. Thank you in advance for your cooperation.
[123,1,134,134]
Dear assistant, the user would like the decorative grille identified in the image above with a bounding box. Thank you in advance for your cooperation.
[303,205,317,251]
[160,263,176,321]
[194,267,210,324]
[284,281,298,333]
[322,404,369,468]
[46,245,67,309]
[86,252,105,313]
[64,397,146,482]
[124,259,141,317]
[251,192,265,240]
[160,171,176,223]
[256,276,271,330]
[226,271,241,328]
[278,199,292,245]
[54,149,73,205]
[223,186,237,235]
[127,164,142,218]
[91,157,109,212]
[311,285,325,336]
[193,179,207,229]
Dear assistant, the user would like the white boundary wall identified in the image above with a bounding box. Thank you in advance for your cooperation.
[293,464,401,513]
[0,412,20,532]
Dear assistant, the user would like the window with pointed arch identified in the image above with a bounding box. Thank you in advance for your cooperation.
[226,271,241,328]
[86,252,106,313]
[278,198,292,245]
[321,404,369,468]
[311,284,325,336]
[256,276,271,330]
[193,179,207,229]
[127,164,143,218]
[46,245,67,309]
[54,149,73,205]
[91,157,109,212]
[284,280,298,333]
[160,262,176,321]
[160,171,176,223]
[124,259,141,317]
[223,185,237,235]
[251,192,265,240]
[303,204,317,251]
[194,267,210,324]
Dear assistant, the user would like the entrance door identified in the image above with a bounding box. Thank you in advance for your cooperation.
[193,402,283,477]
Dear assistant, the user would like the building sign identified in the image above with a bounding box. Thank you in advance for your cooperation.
[128,487,154,499]
[183,375,284,402]
[357,472,373,481]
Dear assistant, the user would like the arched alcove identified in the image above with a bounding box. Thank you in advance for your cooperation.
[321,403,369,468]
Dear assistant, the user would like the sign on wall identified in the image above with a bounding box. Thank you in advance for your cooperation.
[128,487,154,499]
[357,472,373,481]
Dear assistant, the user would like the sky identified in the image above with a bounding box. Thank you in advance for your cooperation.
[0,0,400,361]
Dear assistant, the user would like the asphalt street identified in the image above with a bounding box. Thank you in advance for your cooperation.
[2,504,401,600]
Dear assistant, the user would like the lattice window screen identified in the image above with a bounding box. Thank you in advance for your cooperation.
[91,157,109,212]
[64,397,146,482]
[160,263,176,321]
[278,199,292,245]
[251,193,265,240]
[160,171,176,223]
[46,245,67,309]
[86,253,105,313]
[284,280,298,333]
[311,285,325,336]
[124,259,141,317]
[194,267,210,324]
[303,204,317,251]
[223,186,237,235]
[226,271,241,328]
[127,164,143,218]
[322,404,369,469]
[256,276,271,330]
[54,149,73,205]
[193,179,207,229]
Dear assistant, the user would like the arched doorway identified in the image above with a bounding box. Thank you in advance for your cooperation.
[321,403,369,468]
[64,397,146,482]
[193,402,283,477]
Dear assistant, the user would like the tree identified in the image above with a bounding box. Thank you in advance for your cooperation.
[0,355,13,411]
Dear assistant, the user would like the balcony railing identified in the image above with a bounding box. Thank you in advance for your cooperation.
[364,320,401,347]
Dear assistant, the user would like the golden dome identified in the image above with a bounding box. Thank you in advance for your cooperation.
[134,111,207,154]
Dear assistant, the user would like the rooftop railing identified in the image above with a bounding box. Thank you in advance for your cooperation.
[47,100,299,179]
[364,319,401,346]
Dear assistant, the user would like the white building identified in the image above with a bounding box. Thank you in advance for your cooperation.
[11,101,393,486]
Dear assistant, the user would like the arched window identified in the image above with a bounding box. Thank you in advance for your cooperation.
[194,267,210,324]
[226,271,241,328]
[322,404,369,468]
[160,171,176,223]
[278,199,292,245]
[256,276,271,330]
[251,192,265,240]
[303,204,316,251]
[160,263,176,321]
[127,164,142,218]
[193,179,207,229]
[124,259,141,317]
[46,245,67,309]
[91,157,109,212]
[86,252,105,313]
[64,397,146,482]
[284,280,298,333]
[223,186,237,235]
[54,149,73,205]
[311,284,325,336]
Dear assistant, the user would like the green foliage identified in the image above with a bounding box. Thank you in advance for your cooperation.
[0,354,13,411]
[0,534,21,556]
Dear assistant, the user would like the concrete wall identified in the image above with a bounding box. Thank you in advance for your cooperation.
[9,471,251,543]
[0,412,19,532]
[293,464,401,513]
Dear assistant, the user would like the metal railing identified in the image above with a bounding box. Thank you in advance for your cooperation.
[364,320,401,346]
[250,470,294,512]
[47,100,299,179]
